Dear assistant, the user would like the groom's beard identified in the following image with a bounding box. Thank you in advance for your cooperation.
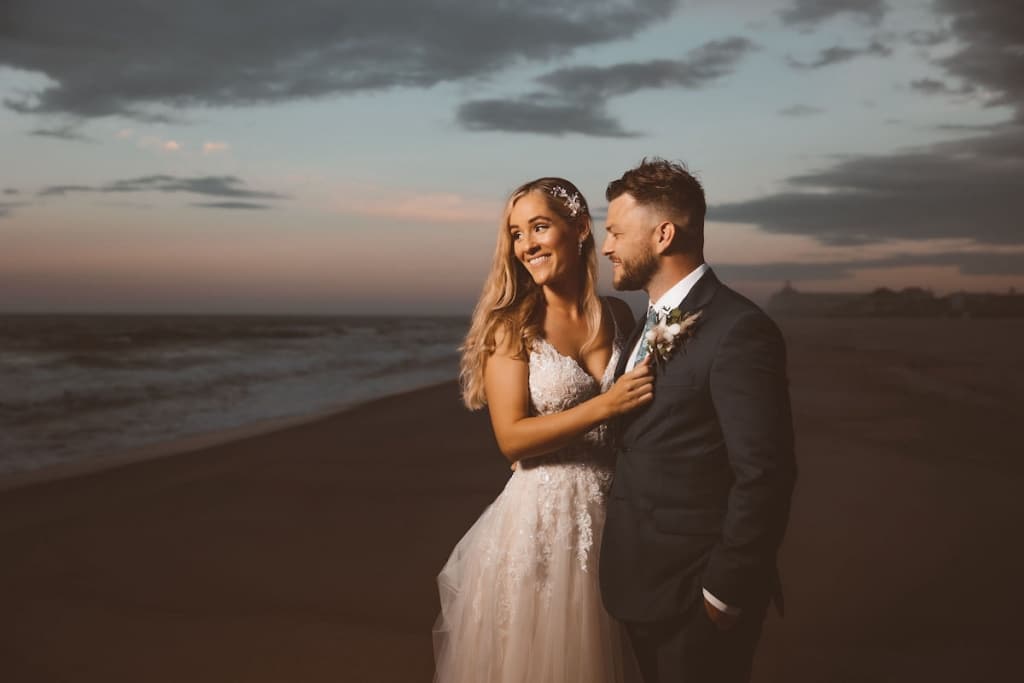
[613,245,658,291]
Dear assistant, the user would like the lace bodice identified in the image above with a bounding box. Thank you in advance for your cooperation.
[528,337,619,414]
[524,312,624,466]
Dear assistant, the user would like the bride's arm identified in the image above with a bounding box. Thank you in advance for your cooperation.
[483,330,653,464]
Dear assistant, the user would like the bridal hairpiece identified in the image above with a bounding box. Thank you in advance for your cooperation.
[548,186,586,218]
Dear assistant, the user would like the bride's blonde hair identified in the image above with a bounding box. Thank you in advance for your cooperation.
[460,177,601,410]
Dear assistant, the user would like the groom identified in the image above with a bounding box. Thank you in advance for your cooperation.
[600,158,796,682]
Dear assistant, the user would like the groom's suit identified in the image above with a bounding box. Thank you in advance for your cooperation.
[600,268,796,682]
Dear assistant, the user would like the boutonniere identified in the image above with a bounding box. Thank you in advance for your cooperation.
[645,307,703,364]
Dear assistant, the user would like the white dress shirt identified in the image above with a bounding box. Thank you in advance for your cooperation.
[623,263,740,616]
[625,262,710,372]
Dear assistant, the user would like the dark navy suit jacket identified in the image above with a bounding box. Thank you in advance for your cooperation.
[599,269,797,622]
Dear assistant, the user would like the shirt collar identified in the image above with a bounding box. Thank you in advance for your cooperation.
[649,262,710,311]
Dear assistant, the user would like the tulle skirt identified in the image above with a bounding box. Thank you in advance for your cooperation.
[432,459,640,682]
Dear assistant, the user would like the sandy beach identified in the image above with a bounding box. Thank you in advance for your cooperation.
[2,318,1022,682]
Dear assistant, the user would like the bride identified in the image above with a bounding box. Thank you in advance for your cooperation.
[433,177,650,682]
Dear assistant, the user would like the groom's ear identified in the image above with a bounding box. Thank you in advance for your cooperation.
[653,220,676,254]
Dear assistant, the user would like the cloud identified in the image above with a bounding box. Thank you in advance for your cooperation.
[779,0,887,27]
[0,202,27,218]
[109,175,286,199]
[29,123,91,141]
[717,250,1024,282]
[535,37,757,97]
[905,29,950,47]
[715,0,1024,249]
[935,0,1024,110]
[458,37,756,136]
[457,97,636,137]
[202,141,229,154]
[191,202,273,210]
[778,104,824,117]
[3,188,18,195]
[112,133,224,154]
[37,184,94,197]
[717,261,856,282]
[787,40,891,69]
[909,78,975,96]
[331,188,496,224]
[934,122,1002,132]
[0,0,679,121]
[713,126,1024,245]
[37,175,288,201]
[130,134,186,153]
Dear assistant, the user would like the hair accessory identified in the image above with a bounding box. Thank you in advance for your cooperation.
[548,186,586,218]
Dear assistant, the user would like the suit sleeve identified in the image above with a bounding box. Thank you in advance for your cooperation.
[703,311,797,609]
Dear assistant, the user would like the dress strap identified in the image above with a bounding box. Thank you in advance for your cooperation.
[601,296,623,342]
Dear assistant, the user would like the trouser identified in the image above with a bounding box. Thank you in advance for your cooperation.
[624,595,767,683]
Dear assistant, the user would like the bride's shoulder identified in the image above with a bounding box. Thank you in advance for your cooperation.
[602,296,636,334]
[491,320,530,361]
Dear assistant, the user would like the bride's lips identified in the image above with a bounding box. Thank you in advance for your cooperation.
[526,254,551,267]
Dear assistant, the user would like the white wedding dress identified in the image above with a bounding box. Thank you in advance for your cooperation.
[433,313,640,682]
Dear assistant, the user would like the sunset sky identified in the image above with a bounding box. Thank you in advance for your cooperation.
[2,0,1022,314]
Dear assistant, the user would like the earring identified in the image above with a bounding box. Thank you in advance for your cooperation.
[578,240,584,255]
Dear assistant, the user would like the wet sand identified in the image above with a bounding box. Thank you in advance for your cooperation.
[1,318,1021,681]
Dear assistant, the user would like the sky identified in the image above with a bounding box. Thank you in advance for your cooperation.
[1,0,1022,314]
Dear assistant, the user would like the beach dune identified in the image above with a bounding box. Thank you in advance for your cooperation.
[1,318,1022,682]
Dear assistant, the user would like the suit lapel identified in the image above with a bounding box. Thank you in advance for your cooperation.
[647,269,719,386]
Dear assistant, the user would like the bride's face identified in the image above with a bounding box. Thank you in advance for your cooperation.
[508,191,583,287]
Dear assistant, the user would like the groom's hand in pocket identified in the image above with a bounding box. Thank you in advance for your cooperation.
[704,597,740,631]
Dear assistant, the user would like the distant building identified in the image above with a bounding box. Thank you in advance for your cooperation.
[859,286,946,317]
[766,281,863,317]
[945,291,1024,318]
[766,282,1024,318]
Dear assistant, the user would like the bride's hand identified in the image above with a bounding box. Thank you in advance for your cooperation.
[602,356,654,417]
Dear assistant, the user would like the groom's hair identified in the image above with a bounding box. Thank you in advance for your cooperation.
[606,157,705,253]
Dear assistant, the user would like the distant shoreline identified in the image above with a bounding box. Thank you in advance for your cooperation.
[0,313,467,486]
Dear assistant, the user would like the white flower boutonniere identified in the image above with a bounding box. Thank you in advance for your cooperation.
[645,307,703,364]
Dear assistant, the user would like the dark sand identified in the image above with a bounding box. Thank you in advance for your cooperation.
[2,318,1022,682]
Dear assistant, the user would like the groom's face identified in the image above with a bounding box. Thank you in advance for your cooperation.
[603,193,657,291]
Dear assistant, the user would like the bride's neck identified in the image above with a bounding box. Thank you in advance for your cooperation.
[541,282,584,320]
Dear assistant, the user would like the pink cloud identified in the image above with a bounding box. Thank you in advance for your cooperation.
[332,188,495,224]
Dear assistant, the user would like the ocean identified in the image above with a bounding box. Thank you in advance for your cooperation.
[0,314,468,477]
